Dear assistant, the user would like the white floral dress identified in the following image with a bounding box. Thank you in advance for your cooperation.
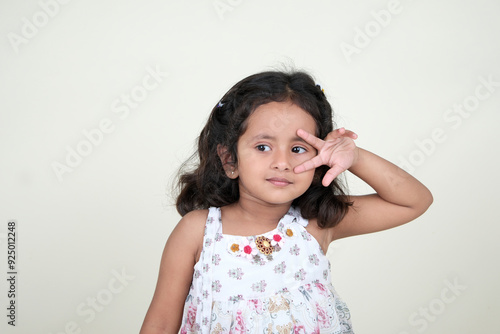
[180,207,354,334]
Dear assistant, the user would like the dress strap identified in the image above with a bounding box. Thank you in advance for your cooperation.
[197,207,221,333]
[205,206,222,236]
[287,206,309,227]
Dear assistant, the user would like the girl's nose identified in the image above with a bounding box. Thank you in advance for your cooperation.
[271,151,291,171]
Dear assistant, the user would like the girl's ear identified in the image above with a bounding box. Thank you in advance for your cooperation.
[217,145,238,179]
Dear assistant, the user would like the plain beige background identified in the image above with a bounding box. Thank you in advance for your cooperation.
[1,0,499,333]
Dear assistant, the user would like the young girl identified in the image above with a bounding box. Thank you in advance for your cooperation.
[140,71,433,334]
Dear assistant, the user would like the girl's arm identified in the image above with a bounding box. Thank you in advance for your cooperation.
[332,147,433,240]
[140,210,207,334]
[295,128,433,241]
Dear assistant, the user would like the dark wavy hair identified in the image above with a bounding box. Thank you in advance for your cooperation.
[175,70,352,228]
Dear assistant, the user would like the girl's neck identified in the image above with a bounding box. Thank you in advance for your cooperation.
[221,201,292,236]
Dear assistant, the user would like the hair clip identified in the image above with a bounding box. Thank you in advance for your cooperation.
[316,84,325,94]
[217,101,224,108]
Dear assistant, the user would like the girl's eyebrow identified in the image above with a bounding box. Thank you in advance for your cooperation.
[247,133,309,145]
[246,133,274,143]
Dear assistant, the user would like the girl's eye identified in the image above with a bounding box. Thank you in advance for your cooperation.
[292,146,307,154]
[256,145,270,152]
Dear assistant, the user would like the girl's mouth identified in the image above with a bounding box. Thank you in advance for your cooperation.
[266,177,293,187]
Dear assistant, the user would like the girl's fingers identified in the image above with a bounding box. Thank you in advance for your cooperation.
[299,128,357,146]
[343,129,358,139]
[322,164,347,186]
[294,155,324,174]
[296,129,324,150]
[295,128,357,176]
[326,128,358,140]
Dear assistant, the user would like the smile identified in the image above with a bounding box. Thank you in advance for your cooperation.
[266,177,293,187]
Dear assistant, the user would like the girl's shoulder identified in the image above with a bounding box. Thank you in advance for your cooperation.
[177,209,210,231]
[172,209,210,264]
[182,208,210,220]
[171,209,210,245]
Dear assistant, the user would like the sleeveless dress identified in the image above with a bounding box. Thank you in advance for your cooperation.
[180,207,354,334]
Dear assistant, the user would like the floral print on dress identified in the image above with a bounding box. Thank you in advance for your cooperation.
[194,269,201,279]
[293,323,307,334]
[180,305,199,334]
[309,254,320,266]
[228,267,244,280]
[215,232,223,242]
[251,280,267,293]
[289,244,300,256]
[210,323,224,334]
[314,282,330,298]
[299,285,312,301]
[180,207,354,334]
[212,280,221,292]
[227,230,289,264]
[229,294,243,303]
[241,238,258,259]
[316,302,331,328]
[295,269,306,281]
[249,299,264,314]
[276,323,292,333]
[212,254,221,266]
[233,310,247,333]
[205,237,212,248]
[274,261,286,274]
[251,254,268,266]
[301,230,312,241]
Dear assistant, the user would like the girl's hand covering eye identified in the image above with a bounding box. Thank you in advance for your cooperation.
[294,128,359,186]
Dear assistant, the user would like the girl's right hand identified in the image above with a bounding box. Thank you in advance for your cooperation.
[294,128,359,186]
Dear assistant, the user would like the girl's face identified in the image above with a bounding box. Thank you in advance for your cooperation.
[234,101,317,207]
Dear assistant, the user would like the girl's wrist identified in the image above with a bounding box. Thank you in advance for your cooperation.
[348,147,362,172]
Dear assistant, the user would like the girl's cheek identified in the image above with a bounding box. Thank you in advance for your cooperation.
[291,155,314,171]
[294,151,316,164]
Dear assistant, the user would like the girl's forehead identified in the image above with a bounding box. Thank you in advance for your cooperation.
[244,101,317,135]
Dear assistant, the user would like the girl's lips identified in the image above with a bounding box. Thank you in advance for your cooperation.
[266,177,292,186]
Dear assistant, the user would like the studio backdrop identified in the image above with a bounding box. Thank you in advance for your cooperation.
[0,0,498,333]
